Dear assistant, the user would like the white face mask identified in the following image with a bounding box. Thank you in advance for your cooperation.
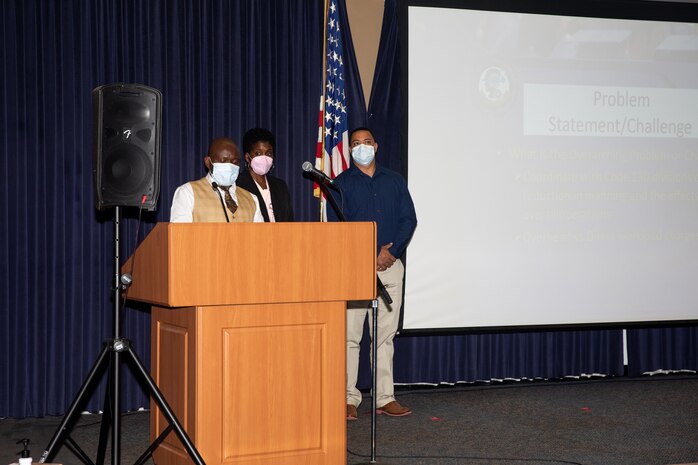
[211,162,240,186]
[250,155,274,176]
[351,144,375,166]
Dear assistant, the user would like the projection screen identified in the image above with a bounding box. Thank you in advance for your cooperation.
[401,0,698,331]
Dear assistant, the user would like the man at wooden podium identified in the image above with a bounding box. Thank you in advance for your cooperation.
[327,127,418,420]
[170,137,264,222]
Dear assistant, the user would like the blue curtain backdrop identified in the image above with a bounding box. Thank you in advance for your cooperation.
[1,0,326,419]
[1,0,695,420]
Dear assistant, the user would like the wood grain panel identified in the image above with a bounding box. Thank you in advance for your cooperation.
[222,324,325,458]
[122,223,170,305]
[124,222,376,307]
[151,306,199,465]
[193,301,345,465]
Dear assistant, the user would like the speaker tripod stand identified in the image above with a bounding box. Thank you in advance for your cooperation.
[39,206,205,465]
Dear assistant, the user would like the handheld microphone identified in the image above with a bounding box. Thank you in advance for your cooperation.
[211,182,231,223]
[302,161,334,185]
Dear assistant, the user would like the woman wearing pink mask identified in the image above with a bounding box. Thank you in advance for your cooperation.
[236,127,295,222]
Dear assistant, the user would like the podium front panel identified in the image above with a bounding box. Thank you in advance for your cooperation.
[151,301,346,465]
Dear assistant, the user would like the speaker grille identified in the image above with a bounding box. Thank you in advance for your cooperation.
[102,144,153,196]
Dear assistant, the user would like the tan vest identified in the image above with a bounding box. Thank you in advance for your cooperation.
[190,177,257,222]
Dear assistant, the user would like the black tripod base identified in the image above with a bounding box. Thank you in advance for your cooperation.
[39,338,205,465]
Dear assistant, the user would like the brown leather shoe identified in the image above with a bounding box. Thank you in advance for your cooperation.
[346,404,358,421]
[376,401,411,417]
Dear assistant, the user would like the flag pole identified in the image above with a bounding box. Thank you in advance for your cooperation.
[316,0,330,221]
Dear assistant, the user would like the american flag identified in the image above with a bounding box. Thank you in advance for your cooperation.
[314,0,349,218]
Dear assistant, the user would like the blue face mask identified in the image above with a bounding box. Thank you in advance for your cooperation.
[211,162,240,186]
[351,144,375,166]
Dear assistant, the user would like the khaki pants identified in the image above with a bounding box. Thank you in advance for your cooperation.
[346,259,404,409]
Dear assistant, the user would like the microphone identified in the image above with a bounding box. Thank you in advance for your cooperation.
[211,182,231,223]
[302,161,334,185]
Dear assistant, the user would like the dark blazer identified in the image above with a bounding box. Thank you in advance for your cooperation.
[236,169,294,222]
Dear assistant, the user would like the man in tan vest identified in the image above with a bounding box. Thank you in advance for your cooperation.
[170,137,263,222]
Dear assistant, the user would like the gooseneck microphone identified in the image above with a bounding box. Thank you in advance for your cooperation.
[302,161,334,185]
[211,182,231,223]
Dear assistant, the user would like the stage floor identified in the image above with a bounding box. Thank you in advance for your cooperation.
[2,375,697,465]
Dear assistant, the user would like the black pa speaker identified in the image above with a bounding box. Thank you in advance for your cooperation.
[92,83,162,211]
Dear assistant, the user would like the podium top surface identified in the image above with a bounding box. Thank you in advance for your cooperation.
[122,222,377,307]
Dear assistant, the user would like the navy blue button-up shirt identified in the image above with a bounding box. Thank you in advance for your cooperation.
[327,163,417,258]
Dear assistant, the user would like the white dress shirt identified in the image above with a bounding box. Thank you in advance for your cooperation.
[170,173,264,223]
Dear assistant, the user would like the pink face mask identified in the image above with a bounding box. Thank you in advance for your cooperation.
[250,155,273,176]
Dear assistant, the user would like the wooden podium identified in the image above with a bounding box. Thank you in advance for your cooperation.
[123,222,376,465]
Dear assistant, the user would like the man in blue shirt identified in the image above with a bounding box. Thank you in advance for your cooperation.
[327,127,417,420]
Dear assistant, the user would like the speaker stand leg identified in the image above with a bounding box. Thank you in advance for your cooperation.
[40,207,206,465]
[38,346,110,463]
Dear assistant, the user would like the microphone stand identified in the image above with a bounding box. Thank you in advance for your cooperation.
[211,182,231,222]
[319,181,383,464]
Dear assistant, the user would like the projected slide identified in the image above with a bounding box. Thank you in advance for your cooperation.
[403,3,698,330]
